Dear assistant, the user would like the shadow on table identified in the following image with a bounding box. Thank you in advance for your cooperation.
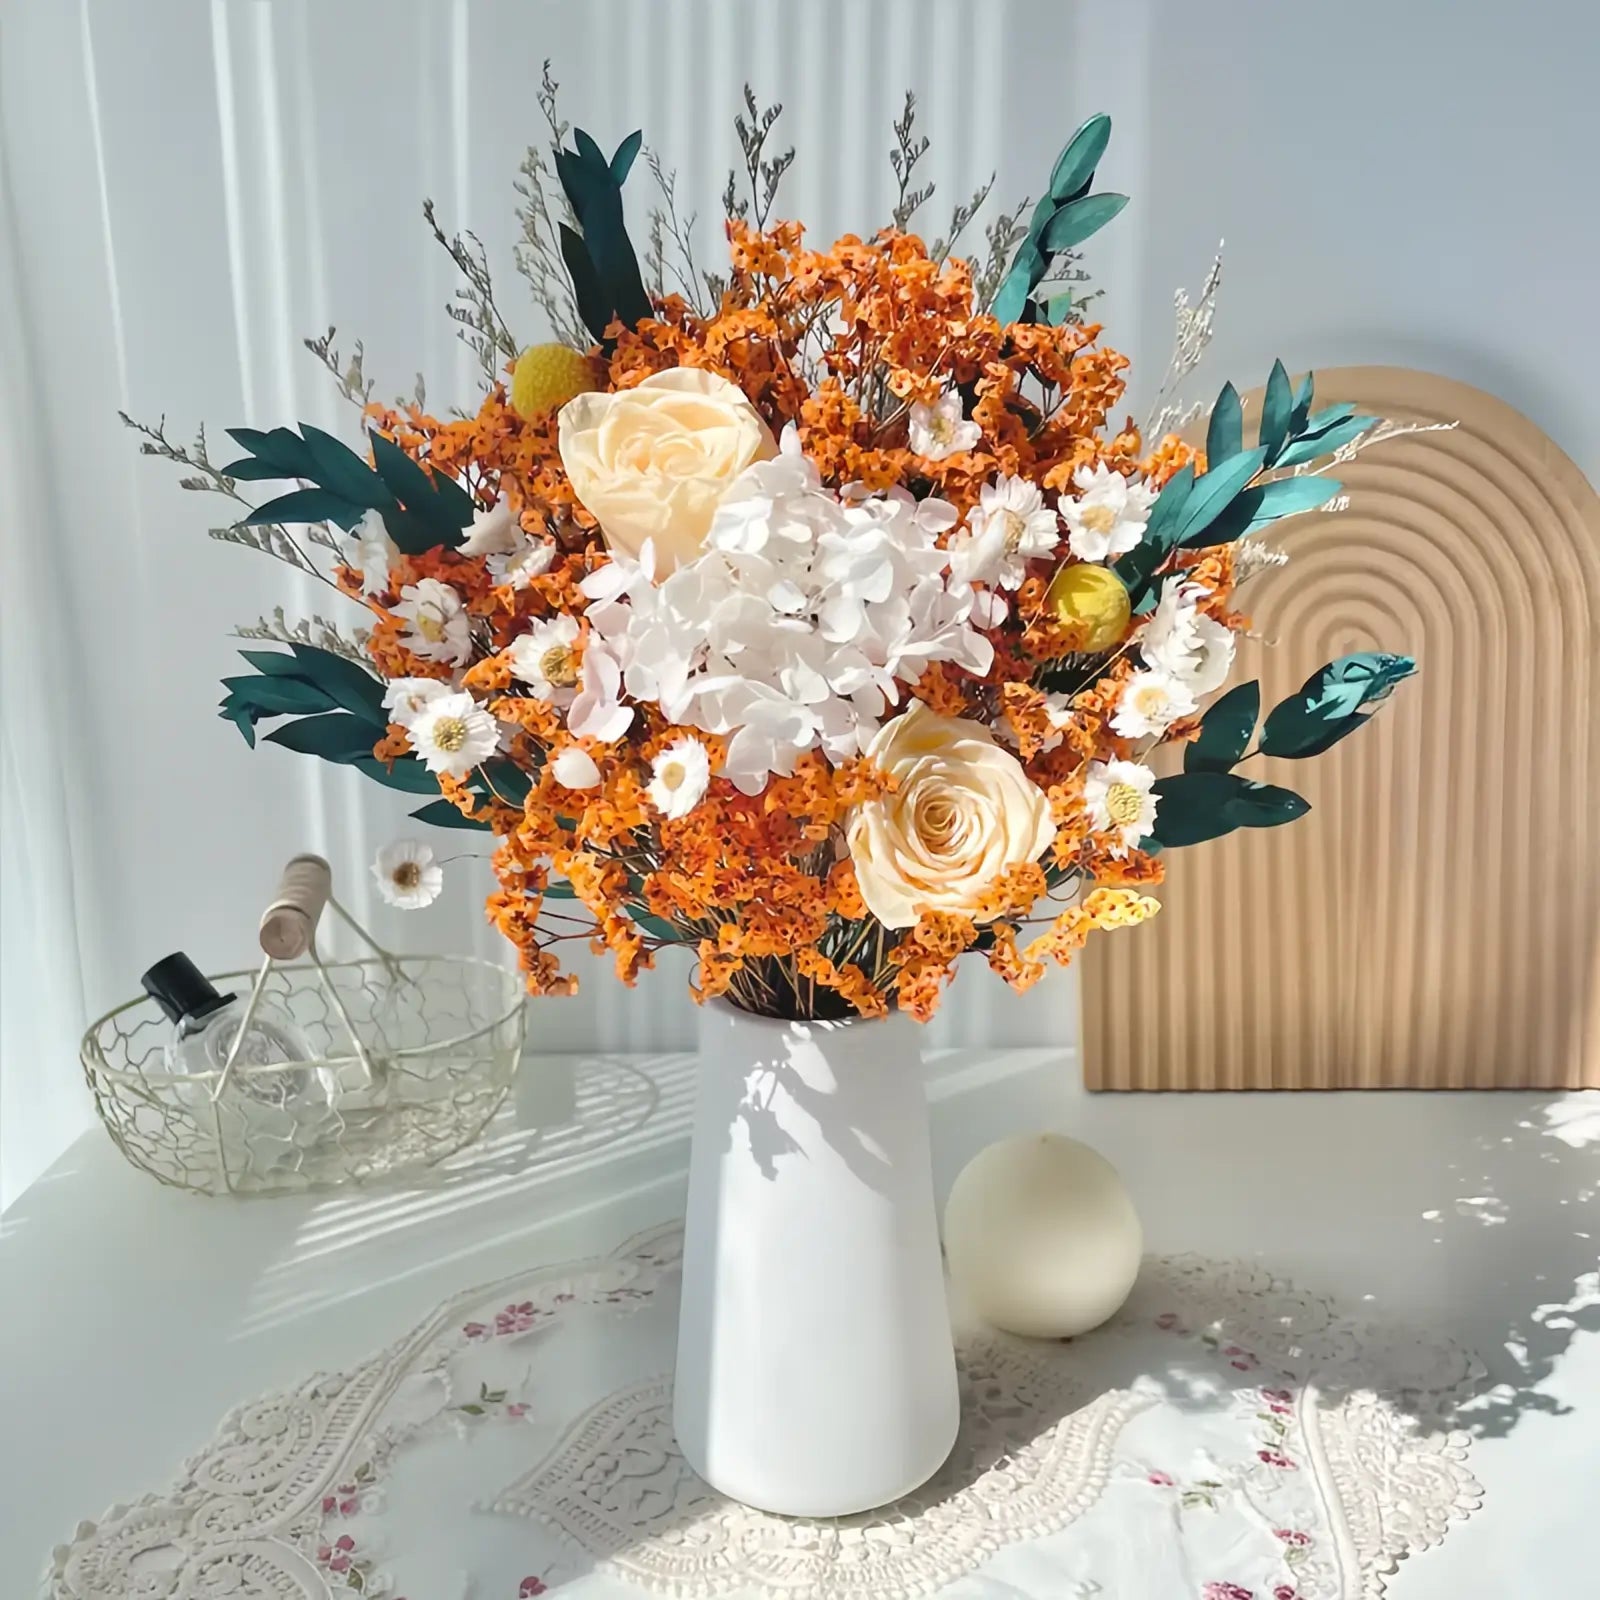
[232,1053,682,1338]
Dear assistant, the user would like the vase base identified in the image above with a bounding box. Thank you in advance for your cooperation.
[674,1398,960,1519]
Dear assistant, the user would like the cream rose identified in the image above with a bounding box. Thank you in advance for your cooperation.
[847,701,1055,930]
[557,367,777,574]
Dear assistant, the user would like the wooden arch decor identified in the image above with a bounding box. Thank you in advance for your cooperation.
[1083,366,1600,1090]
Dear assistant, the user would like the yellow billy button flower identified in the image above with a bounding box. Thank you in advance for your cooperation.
[510,343,601,420]
[1043,562,1132,652]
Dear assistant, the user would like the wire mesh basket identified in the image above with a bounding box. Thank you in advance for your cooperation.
[80,857,527,1196]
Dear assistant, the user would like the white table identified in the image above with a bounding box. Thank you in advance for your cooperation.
[2,1048,1596,1597]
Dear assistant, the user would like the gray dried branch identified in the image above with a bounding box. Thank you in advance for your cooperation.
[421,198,520,388]
[233,608,371,664]
[119,412,247,505]
[512,64,585,348]
[645,147,713,315]
[1286,417,1459,478]
[1143,245,1224,438]
[889,92,933,231]
[303,327,375,409]
[209,521,320,573]
[930,175,995,263]
[973,198,1031,307]
[730,86,794,230]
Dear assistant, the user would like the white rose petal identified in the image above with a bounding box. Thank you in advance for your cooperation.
[558,368,777,576]
[551,745,602,790]
[846,701,1055,929]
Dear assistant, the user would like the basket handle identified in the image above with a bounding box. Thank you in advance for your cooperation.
[258,853,332,960]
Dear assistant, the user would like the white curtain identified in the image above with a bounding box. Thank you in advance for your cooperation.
[0,0,1111,1206]
[9,0,1594,1205]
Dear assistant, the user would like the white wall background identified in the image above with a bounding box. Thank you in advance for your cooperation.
[3,0,1597,1205]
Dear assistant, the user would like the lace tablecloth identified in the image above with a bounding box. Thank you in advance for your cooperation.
[44,1223,1483,1600]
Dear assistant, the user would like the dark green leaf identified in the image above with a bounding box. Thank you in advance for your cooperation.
[480,759,533,805]
[1259,652,1416,758]
[348,755,443,794]
[1301,402,1357,436]
[573,126,608,171]
[1040,192,1129,253]
[410,798,492,831]
[610,129,643,183]
[627,907,684,943]
[219,675,338,717]
[263,712,379,762]
[1205,381,1243,464]
[219,457,289,481]
[225,426,313,477]
[288,644,387,722]
[579,183,652,331]
[300,424,393,509]
[369,431,467,546]
[1184,681,1260,773]
[1182,474,1341,547]
[1289,370,1315,435]
[1148,771,1247,847]
[1047,113,1112,202]
[380,504,442,557]
[239,649,305,677]
[1225,779,1310,828]
[561,222,613,344]
[1115,463,1195,601]
[221,705,257,747]
[1171,446,1268,545]
[1273,416,1372,468]
[1259,360,1293,460]
[1022,194,1055,249]
[244,488,362,529]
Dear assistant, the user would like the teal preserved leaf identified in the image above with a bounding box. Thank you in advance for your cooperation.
[1300,402,1358,436]
[610,130,643,183]
[1048,113,1112,202]
[219,457,289,482]
[1259,360,1293,459]
[1205,381,1243,463]
[348,755,443,794]
[1171,446,1268,545]
[1184,681,1260,773]
[219,675,337,717]
[1040,192,1129,253]
[1225,779,1310,828]
[991,246,1042,325]
[1182,473,1341,547]
[560,222,613,344]
[1148,771,1247,847]
[369,432,467,546]
[287,643,387,723]
[1273,416,1373,469]
[263,712,379,763]
[225,426,314,477]
[410,798,491,831]
[1259,652,1417,758]
[1289,370,1315,435]
[243,488,362,529]
[300,424,393,509]
[1115,463,1196,601]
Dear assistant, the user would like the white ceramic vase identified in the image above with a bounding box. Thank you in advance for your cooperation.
[673,1000,959,1517]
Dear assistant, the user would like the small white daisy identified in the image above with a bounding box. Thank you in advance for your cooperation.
[551,744,601,790]
[343,509,399,597]
[1140,581,1236,696]
[382,676,450,729]
[487,537,556,591]
[371,839,444,909]
[458,497,522,557]
[508,617,581,705]
[946,475,1060,590]
[405,692,500,777]
[1060,463,1158,562]
[647,737,712,820]
[907,392,981,461]
[1083,758,1158,856]
[395,578,471,666]
[1110,669,1198,739]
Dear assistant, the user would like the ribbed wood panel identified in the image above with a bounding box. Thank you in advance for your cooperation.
[1084,367,1600,1090]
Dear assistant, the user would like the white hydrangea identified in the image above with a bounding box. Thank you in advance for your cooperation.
[1140,580,1235,697]
[580,427,995,793]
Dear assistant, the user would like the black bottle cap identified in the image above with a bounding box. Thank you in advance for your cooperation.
[140,952,236,1027]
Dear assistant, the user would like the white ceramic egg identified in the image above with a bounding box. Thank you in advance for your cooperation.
[943,1132,1142,1338]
